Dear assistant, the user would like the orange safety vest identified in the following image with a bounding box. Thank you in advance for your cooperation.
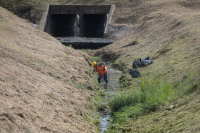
[95,63,107,75]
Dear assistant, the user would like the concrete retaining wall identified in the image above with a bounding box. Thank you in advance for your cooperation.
[38,5,49,31]
[105,4,115,33]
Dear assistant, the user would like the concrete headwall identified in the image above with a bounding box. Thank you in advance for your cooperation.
[38,5,114,38]
[38,5,49,31]
[105,4,115,33]
[49,5,111,14]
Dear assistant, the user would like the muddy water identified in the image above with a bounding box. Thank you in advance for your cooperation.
[99,61,122,133]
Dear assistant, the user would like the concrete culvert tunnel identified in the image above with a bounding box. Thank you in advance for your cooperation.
[39,5,115,48]
[49,14,77,37]
[82,14,107,38]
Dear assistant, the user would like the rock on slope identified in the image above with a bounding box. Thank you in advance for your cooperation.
[0,7,98,133]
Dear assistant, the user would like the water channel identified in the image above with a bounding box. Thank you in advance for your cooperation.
[98,60,123,133]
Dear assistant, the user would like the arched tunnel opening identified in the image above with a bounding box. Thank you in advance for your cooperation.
[49,14,77,37]
[82,14,107,38]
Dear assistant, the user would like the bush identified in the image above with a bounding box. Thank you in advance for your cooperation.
[108,76,174,122]
[129,40,139,45]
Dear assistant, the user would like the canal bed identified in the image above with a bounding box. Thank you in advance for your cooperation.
[98,61,123,133]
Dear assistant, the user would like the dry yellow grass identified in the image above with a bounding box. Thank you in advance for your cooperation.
[0,7,100,133]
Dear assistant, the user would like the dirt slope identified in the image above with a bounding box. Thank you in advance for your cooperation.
[0,7,99,133]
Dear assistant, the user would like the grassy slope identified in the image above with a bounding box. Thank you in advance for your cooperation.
[90,0,200,132]
[0,7,101,133]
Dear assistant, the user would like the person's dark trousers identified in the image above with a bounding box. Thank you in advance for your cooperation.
[98,71,108,84]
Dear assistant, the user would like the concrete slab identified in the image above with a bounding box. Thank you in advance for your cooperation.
[56,37,115,44]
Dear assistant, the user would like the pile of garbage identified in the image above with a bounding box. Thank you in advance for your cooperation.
[129,57,153,78]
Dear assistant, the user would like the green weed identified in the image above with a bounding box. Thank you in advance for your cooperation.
[94,94,102,104]
[68,44,74,49]
[98,88,107,96]
[80,49,90,53]
[174,70,200,96]
[90,56,102,62]
[76,83,87,90]
[80,49,86,52]
[129,40,139,46]
[108,76,174,123]
[93,87,109,111]
[84,113,101,126]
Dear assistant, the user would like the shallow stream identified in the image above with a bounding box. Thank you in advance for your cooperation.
[98,61,123,133]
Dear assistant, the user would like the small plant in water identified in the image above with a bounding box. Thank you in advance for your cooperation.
[99,88,107,96]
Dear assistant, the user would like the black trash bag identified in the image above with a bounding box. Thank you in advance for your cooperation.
[141,57,153,65]
[144,56,150,60]
[129,69,141,78]
[132,61,138,69]
[132,59,139,69]
[132,57,153,68]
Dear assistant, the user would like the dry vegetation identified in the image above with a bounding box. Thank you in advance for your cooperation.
[0,6,101,133]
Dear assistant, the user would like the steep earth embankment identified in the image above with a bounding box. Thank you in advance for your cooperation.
[0,7,99,133]
[92,0,200,85]
[90,0,200,132]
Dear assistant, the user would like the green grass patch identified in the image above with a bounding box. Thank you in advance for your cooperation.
[90,56,102,62]
[94,95,109,112]
[108,76,174,124]
[76,83,87,90]
[91,74,109,111]
[84,111,101,126]
[169,38,182,46]
[129,40,139,45]
[68,44,74,49]
[124,40,139,47]
[80,49,90,53]
[174,70,200,96]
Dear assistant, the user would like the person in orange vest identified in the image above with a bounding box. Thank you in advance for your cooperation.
[92,61,108,84]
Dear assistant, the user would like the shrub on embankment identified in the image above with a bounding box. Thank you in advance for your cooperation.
[109,76,174,123]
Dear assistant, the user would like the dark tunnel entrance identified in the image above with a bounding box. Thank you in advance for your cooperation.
[39,5,116,49]
[50,14,77,37]
[82,14,107,38]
